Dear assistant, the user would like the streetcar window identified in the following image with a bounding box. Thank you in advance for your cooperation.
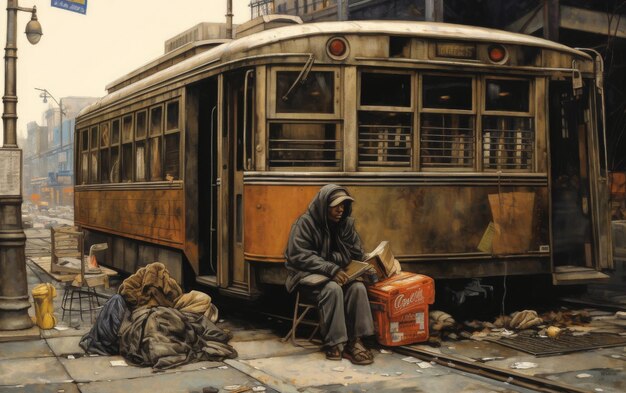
[111,119,120,145]
[100,148,110,184]
[150,106,163,136]
[135,141,147,181]
[275,71,334,113]
[81,129,88,151]
[90,151,98,183]
[422,75,472,110]
[149,137,162,181]
[482,116,533,171]
[110,146,120,183]
[420,114,475,168]
[81,152,88,185]
[358,111,412,167]
[136,110,147,139]
[90,126,98,149]
[164,133,180,180]
[360,73,411,107]
[100,122,110,148]
[121,143,133,182]
[268,123,341,168]
[485,79,530,112]
[122,115,133,142]
[166,101,179,131]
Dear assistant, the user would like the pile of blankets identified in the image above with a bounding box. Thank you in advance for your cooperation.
[79,262,237,369]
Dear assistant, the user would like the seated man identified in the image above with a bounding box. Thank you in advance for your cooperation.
[285,184,374,365]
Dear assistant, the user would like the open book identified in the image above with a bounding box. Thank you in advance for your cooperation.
[363,241,401,279]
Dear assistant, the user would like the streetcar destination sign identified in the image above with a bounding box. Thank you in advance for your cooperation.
[51,0,87,15]
[435,42,476,59]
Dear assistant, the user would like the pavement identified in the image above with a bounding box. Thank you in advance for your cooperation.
[0,222,625,392]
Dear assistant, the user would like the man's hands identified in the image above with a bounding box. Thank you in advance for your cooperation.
[332,270,350,286]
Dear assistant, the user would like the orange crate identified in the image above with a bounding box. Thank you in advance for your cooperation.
[367,272,435,318]
[371,304,429,346]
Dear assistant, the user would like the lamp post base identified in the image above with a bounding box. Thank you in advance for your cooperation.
[0,299,33,330]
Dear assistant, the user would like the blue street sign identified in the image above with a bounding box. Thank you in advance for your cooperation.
[51,0,87,15]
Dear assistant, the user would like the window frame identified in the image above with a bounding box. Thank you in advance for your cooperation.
[268,66,341,120]
[480,75,535,173]
[418,73,477,172]
[164,99,181,181]
[357,69,416,171]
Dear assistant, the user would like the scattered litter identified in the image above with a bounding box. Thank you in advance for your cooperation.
[576,373,593,379]
[480,356,504,362]
[67,355,75,360]
[501,329,515,337]
[401,356,420,363]
[380,373,390,377]
[417,361,433,369]
[610,354,621,359]
[218,365,229,370]
[510,362,538,370]
[415,369,423,373]
[395,371,403,375]
[200,366,207,370]
[54,326,69,331]
[546,326,562,338]
[252,387,266,392]
[332,366,345,372]
[379,349,392,354]
[109,360,128,367]
[88,354,99,357]
[594,388,604,392]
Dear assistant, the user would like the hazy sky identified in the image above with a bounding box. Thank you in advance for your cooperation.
[1,0,250,142]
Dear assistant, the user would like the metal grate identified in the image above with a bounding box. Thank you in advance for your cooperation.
[488,333,626,357]
[482,116,533,170]
[358,125,412,167]
[420,113,474,168]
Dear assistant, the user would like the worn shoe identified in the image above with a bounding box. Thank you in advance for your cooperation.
[343,339,373,365]
[325,344,342,361]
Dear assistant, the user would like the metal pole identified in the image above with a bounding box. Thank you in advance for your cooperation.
[0,0,32,330]
[226,0,233,39]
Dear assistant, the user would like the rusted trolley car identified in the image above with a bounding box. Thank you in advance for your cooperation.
[75,18,613,299]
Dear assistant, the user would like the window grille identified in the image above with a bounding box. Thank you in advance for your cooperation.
[482,116,533,170]
[268,123,341,168]
[420,114,474,168]
[358,112,412,167]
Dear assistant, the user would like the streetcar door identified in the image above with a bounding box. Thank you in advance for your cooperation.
[549,80,609,284]
[221,70,254,297]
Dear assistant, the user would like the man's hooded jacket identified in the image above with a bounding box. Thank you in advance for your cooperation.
[285,184,365,292]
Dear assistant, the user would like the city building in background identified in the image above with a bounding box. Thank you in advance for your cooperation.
[23,96,99,207]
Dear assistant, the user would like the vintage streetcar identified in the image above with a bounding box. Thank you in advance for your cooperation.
[74,16,613,299]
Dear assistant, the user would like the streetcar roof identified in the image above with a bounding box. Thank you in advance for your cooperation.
[79,20,590,118]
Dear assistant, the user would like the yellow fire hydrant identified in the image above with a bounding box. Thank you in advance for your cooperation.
[31,283,57,329]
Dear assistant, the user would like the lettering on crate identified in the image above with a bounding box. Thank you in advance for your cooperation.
[392,288,424,313]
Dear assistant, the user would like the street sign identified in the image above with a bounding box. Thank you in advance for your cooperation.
[51,0,87,15]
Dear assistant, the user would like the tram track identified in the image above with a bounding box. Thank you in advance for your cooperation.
[394,345,591,393]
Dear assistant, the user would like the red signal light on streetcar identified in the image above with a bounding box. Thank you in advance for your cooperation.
[488,45,507,63]
[327,37,348,58]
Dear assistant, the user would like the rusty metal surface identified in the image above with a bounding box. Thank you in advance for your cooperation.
[488,333,626,357]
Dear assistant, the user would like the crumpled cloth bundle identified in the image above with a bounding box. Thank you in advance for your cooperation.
[173,290,219,323]
[79,294,129,355]
[119,306,237,369]
[118,262,183,309]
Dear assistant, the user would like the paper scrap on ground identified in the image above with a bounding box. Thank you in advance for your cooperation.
[510,362,538,369]
[576,373,593,379]
[109,360,128,367]
[417,361,433,369]
[54,326,69,331]
[401,356,420,363]
[332,366,345,372]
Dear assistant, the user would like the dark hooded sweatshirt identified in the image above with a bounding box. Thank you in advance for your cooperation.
[285,184,365,292]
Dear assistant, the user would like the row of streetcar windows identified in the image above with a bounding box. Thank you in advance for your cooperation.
[78,100,180,185]
[269,70,534,171]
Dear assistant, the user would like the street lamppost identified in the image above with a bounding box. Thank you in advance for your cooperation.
[0,0,43,331]
[35,88,65,148]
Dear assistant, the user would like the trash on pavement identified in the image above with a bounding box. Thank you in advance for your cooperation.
[417,361,433,369]
[401,356,420,363]
[332,366,345,372]
[510,362,538,369]
[110,360,128,367]
[252,387,266,392]
[576,373,593,378]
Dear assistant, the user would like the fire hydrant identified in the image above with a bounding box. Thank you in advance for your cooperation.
[31,283,57,329]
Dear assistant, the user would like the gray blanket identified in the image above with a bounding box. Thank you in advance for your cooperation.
[119,306,237,369]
